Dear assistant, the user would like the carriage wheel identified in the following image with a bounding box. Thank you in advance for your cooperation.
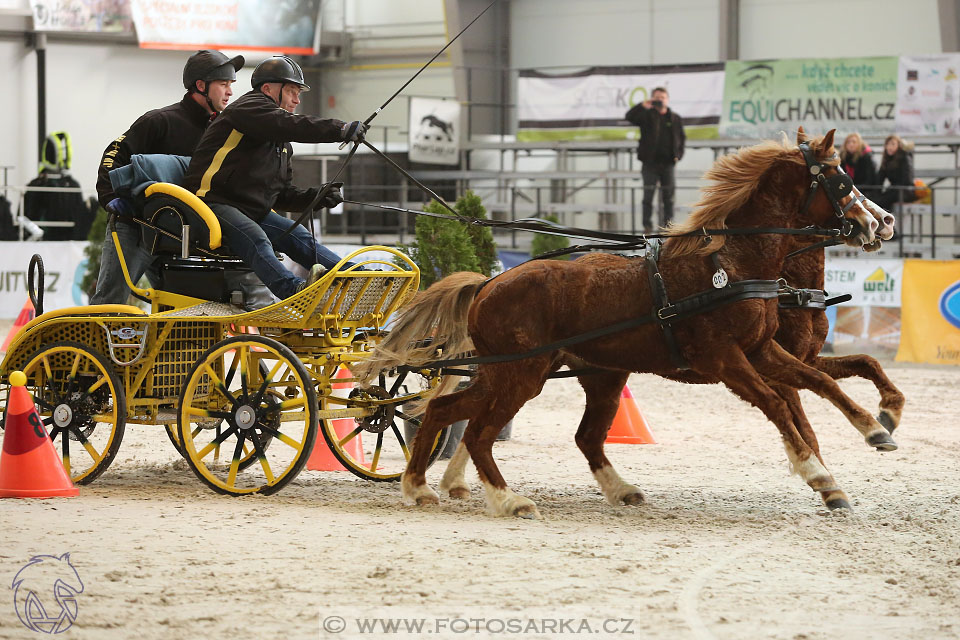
[319,369,449,482]
[21,341,126,485]
[178,336,316,496]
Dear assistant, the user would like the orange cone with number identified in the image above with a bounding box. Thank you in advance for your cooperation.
[1,299,35,352]
[0,371,79,497]
[307,367,366,471]
[605,384,656,444]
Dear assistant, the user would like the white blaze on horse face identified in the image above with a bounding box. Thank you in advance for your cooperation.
[863,198,896,240]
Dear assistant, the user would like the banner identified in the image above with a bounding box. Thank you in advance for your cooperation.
[517,64,724,142]
[896,260,960,365]
[130,0,320,53]
[721,57,898,139]
[408,97,461,166]
[823,258,903,307]
[895,54,960,136]
[0,242,88,318]
[30,0,134,33]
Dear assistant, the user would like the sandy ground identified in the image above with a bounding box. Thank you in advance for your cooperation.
[0,355,958,640]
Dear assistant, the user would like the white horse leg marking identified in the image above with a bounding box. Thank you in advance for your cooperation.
[481,480,541,519]
[438,442,471,499]
[593,465,645,506]
[782,441,835,491]
[401,471,439,506]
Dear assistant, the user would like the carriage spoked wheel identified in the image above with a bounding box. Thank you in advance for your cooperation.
[319,369,449,482]
[21,341,126,485]
[177,336,317,496]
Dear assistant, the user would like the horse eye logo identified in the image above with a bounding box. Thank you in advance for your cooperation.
[939,281,960,330]
[11,553,84,634]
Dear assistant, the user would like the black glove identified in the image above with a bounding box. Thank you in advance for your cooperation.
[340,120,367,143]
[314,182,343,209]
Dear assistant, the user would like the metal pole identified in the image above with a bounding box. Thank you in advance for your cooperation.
[930,186,937,259]
[36,33,47,165]
[631,187,636,235]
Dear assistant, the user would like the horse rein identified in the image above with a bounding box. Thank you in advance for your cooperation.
[797,142,868,238]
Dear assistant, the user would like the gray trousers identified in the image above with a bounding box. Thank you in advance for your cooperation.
[89,221,160,305]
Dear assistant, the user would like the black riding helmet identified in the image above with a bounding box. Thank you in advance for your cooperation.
[251,56,311,92]
[183,50,245,92]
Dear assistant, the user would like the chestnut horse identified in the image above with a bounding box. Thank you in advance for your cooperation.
[359,130,882,518]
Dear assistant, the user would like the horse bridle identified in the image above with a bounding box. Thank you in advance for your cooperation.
[798,142,867,238]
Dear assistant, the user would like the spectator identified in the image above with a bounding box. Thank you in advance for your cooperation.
[625,87,685,233]
[839,132,878,199]
[875,134,917,210]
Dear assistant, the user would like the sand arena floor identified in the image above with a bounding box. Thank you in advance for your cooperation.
[0,359,958,639]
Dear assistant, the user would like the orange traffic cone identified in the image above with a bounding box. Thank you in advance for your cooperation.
[1,299,35,352]
[0,371,79,497]
[606,384,656,444]
[307,367,366,471]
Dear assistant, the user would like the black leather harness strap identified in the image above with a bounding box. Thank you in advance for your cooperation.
[645,240,689,370]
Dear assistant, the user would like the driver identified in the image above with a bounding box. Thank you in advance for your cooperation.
[181,56,367,298]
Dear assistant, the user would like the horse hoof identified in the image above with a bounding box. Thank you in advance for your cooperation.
[448,486,471,500]
[877,411,897,435]
[867,431,898,452]
[621,492,645,506]
[415,494,440,507]
[513,504,541,519]
[825,497,853,512]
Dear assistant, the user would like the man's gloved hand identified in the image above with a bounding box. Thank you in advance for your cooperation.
[315,182,344,209]
[340,120,367,143]
[105,197,134,217]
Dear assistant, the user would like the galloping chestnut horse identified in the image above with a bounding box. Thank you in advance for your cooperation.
[359,130,882,518]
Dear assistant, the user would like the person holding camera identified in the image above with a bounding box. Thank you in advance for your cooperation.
[625,87,686,233]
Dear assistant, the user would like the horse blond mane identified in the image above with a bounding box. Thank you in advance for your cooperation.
[667,134,815,256]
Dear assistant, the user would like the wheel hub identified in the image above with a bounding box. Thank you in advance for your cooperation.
[234,404,257,430]
[53,403,73,428]
[349,386,396,433]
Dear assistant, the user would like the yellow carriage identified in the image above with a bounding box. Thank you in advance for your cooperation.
[0,183,448,495]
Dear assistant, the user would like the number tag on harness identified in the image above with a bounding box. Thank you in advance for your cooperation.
[712,268,729,289]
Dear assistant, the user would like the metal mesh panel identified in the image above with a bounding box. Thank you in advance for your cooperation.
[148,322,220,398]
[4,321,107,372]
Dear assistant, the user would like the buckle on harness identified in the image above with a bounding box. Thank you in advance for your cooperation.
[657,306,677,321]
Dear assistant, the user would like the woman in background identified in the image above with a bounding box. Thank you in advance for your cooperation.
[875,134,917,210]
[839,132,878,199]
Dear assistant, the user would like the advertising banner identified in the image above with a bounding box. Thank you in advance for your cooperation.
[823,258,903,307]
[129,0,320,53]
[517,63,724,142]
[896,260,960,365]
[408,97,461,166]
[29,0,134,33]
[895,54,960,136]
[721,57,898,139]
[0,242,88,319]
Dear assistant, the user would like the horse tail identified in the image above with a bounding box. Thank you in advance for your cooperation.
[354,271,487,390]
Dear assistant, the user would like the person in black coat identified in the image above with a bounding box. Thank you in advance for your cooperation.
[839,132,878,200]
[625,86,685,233]
[875,135,917,210]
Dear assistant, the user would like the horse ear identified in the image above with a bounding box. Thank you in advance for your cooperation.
[796,126,806,144]
[821,129,836,154]
[59,552,70,562]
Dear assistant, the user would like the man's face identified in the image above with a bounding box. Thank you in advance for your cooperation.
[652,90,669,108]
[204,80,234,112]
[279,84,302,113]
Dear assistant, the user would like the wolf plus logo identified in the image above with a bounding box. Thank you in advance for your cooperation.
[939,281,960,330]
[11,553,84,633]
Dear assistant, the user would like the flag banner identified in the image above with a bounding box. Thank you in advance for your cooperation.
[30,0,134,33]
[895,54,960,136]
[896,260,960,365]
[517,63,724,142]
[130,0,320,53]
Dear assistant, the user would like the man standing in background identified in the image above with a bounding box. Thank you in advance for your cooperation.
[625,87,686,234]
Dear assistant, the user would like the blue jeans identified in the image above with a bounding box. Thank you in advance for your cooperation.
[90,221,160,305]
[209,203,344,300]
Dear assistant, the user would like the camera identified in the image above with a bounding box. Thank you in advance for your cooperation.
[651,99,663,108]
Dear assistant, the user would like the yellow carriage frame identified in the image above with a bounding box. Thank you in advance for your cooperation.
[0,183,448,495]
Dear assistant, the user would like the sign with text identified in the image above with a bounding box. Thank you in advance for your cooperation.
[0,241,88,318]
[29,0,133,33]
[130,0,320,53]
[896,259,960,365]
[823,258,903,308]
[895,54,960,136]
[517,63,724,142]
[408,97,461,166]
[721,57,899,139]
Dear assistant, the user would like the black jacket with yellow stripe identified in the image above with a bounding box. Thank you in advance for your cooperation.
[182,90,345,221]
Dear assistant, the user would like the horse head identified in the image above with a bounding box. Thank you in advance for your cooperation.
[795,127,879,248]
[12,553,84,633]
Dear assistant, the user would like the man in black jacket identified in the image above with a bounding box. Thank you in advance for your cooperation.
[181,56,367,300]
[91,49,243,304]
[624,87,686,233]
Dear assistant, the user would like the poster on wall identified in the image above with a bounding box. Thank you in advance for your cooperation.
[895,54,960,136]
[517,63,724,142]
[823,258,903,307]
[408,97,461,166]
[720,57,898,139]
[129,0,320,53]
[29,0,134,33]
[896,260,960,365]
[0,242,88,319]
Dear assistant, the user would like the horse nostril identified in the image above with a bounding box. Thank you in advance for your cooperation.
[883,213,895,227]
[870,218,878,232]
